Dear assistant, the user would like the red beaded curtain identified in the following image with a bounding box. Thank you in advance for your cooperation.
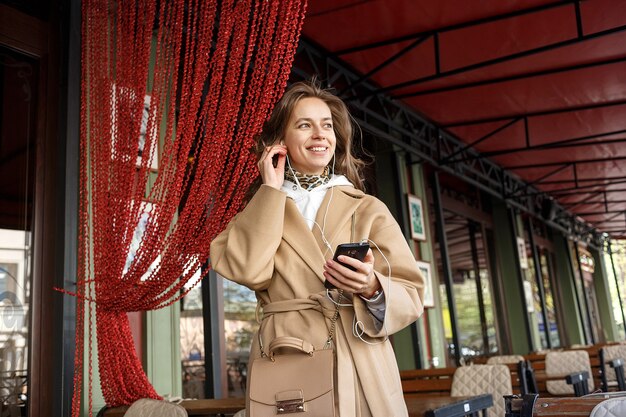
[75,0,306,414]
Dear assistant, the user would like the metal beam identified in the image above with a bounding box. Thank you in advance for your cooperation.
[574,244,596,344]
[534,188,626,198]
[539,176,626,185]
[351,25,626,100]
[563,199,626,207]
[442,99,626,128]
[334,0,575,55]
[607,240,626,337]
[527,217,552,349]
[292,38,610,247]
[444,131,626,164]
[526,164,572,187]
[440,118,520,165]
[339,36,429,96]
[432,172,462,366]
[397,56,626,99]
[506,156,626,170]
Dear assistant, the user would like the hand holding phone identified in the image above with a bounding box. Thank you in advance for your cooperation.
[324,242,370,289]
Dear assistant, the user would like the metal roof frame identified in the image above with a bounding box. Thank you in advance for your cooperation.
[292,38,609,248]
[337,2,626,100]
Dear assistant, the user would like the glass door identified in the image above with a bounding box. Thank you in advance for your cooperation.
[438,210,498,364]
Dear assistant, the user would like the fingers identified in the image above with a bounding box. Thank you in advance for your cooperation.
[258,145,287,168]
[258,145,287,189]
[323,256,374,294]
[323,266,362,293]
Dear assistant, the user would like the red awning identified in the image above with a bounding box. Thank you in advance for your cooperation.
[303,0,626,238]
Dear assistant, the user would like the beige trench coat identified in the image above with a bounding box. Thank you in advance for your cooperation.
[210,184,425,416]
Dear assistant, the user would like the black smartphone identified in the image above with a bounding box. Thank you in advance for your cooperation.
[324,242,370,290]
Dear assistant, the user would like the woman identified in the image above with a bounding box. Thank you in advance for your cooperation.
[210,80,424,416]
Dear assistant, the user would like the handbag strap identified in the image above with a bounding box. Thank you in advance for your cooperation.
[268,336,314,355]
[323,289,343,349]
[324,211,354,349]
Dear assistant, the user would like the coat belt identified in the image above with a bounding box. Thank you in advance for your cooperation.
[258,293,344,321]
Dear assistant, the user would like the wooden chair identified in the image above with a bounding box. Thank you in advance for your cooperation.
[524,350,593,397]
[450,365,512,417]
[125,399,187,417]
[486,356,530,395]
[400,366,457,397]
[401,363,529,398]
[599,344,626,392]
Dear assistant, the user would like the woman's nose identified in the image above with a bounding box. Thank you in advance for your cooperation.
[312,125,324,138]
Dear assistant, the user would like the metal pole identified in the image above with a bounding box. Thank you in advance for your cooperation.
[574,244,596,345]
[201,269,226,397]
[526,217,552,349]
[506,207,534,352]
[432,172,462,366]
[401,153,423,369]
[57,1,81,414]
[608,241,626,340]
[469,221,490,355]
[563,238,590,345]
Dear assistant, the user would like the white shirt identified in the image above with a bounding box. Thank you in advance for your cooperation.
[281,174,386,321]
[281,174,352,230]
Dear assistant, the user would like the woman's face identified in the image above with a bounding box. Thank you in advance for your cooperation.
[283,97,336,175]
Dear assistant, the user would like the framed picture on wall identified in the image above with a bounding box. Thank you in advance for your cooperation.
[407,194,426,241]
[517,237,528,269]
[110,86,159,170]
[416,261,434,308]
[137,94,159,170]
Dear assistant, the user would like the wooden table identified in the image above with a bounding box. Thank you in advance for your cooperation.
[181,398,245,416]
[505,393,623,417]
[533,397,606,416]
[406,394,493,417]
[101,397,245,417]
[103,394,492,417]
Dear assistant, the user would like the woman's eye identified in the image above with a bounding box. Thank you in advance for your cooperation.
[298,123,310,128]
[324,123,333,129]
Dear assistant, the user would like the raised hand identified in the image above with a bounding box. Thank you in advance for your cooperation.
[258,144,287,190]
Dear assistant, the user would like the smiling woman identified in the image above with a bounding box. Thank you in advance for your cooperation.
[283,97,337,175]
[210,79,426,416]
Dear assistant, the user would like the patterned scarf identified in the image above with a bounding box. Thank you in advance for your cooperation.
[285,165,330,190]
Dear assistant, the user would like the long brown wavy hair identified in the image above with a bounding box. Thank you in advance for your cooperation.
[247,79,365,200]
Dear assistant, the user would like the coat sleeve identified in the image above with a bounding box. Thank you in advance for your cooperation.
[209,185,286,291]
[352,201,425,337]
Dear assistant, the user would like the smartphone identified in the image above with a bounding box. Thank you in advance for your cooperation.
[324,242,370,290]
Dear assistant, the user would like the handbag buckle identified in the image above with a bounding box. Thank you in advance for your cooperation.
[276,399,305,414]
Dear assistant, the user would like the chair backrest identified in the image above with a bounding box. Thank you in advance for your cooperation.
[487,355,525,365]
[450,364,512,417]
[124,399,188,417]
[545,350,594,395]
[486,356,529,395]
[400,366,457,397]
[601,345,626,382]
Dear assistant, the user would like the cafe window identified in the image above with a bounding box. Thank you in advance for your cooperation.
[0,46,38,414]
[222,279,258,397]
[438,211,498,364]
[520,218,561,350]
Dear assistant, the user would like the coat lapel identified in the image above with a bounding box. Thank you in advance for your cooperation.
[282,200,327,280]
[281,186,365,283]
